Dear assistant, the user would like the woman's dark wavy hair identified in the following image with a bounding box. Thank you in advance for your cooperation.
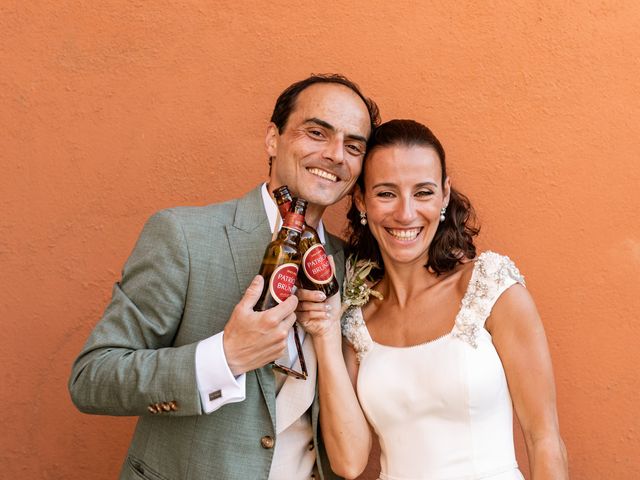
[346,119,479,277]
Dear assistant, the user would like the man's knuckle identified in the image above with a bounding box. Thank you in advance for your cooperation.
[258,309,274,323]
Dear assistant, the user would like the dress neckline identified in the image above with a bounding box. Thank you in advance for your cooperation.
[364,255,483,350]
[371,329,454,349]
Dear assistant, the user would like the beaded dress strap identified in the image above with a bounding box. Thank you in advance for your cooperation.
[341,306,373,363]
[452,251,526,348]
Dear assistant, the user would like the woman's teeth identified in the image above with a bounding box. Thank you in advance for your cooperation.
[308,168,337,182]
[387,228,422,241]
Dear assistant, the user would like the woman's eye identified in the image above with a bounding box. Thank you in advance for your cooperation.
[376,191,395,198]
[415,190,434,197]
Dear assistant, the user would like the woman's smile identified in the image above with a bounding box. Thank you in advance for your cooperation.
[385,227,423,242]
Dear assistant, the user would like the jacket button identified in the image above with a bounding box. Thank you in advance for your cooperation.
[307,441,315,451]
[147,405,158,414]
[161,402,171,412]
[168,401,178,411]
[260,435,275,449]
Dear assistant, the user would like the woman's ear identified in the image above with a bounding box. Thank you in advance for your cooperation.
[353,184,366,213]
[443,177,451,207]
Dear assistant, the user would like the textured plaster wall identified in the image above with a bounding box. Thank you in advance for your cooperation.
[1,1,639,478]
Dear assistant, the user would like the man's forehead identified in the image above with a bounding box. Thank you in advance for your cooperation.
[289,83,370,133]
[295,83,365,108]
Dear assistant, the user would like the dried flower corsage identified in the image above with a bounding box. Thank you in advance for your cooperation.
[340,255,383,360]
[341,255,383,315]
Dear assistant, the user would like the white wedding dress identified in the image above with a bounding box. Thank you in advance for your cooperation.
[342,252,526,480]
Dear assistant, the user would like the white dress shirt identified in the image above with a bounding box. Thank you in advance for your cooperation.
[194,183,325,413]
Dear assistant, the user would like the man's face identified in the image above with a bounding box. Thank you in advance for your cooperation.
[266,83,371,209]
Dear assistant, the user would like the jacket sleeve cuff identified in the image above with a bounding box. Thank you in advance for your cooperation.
[195,332,246,413]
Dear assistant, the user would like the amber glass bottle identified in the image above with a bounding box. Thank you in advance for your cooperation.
[272,186,339,297]
[254,197,307,311]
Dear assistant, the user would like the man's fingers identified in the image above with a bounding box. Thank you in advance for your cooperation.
[282,312,297,329]
[269,293,299,318]
[238,275,264,310]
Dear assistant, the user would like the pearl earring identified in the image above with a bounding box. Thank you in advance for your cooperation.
[360,211,367,226]
[440,207,447,223]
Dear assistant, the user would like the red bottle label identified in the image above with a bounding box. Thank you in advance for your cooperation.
[277,200,292,218]
[302,244,333,284]
[269,263,299,303]
[282,213,304,233]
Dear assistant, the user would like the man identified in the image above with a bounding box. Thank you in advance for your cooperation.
[69,74,380,480]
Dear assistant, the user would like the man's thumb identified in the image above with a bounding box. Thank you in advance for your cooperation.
[241,275,264,308]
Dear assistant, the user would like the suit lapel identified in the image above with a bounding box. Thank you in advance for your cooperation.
[323,233,346,285]
[226,187,271,292]
[275,336,317,434]
[226,187,277,428]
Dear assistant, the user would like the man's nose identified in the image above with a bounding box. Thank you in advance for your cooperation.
[322,136,345,164]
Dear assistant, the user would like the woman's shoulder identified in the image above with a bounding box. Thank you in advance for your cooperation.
[473,251,525,287]
[452,251,527,345]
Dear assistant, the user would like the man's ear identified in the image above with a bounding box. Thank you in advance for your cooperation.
[265,123,279,157]
[353,185,366,213]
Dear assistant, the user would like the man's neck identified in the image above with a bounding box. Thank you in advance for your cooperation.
[304,204,324,229]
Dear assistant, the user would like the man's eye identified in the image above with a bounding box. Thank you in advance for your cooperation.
[309,129,324,137]
[346,144,364,155]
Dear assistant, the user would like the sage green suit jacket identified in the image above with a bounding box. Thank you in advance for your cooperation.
[69,186,344,480]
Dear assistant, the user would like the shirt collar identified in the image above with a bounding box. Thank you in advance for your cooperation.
[260,183,326,242]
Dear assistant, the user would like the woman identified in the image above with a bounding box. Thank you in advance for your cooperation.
[297,119,568,479]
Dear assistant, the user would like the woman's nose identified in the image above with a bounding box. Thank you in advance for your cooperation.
[394,197,416,223]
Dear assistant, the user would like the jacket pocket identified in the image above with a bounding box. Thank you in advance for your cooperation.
[125,455,169,480]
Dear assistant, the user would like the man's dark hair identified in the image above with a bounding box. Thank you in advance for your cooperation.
[270,74,380,134]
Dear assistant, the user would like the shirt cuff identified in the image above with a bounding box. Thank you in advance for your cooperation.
[195,331,246,413]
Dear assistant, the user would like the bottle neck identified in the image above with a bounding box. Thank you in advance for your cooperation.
[278,226,302,243]
[277,202,315,233]
[283,210,306,231]
[276,200,292,219]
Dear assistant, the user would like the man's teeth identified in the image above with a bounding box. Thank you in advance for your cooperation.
[308,168,337,182]
[387,228,421,240]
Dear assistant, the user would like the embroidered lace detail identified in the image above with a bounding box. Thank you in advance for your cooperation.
[341,306,372,363]
[452,251,525,348]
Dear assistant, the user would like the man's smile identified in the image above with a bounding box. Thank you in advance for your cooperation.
[307,167,338,182]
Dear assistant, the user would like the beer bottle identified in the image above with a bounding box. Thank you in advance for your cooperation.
[254,197,307,311]
[272,186,339,297]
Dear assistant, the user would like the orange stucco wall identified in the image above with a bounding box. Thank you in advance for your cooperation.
[2,2,639,478]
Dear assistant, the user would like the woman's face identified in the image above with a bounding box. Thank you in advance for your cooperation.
[355,144,450,267]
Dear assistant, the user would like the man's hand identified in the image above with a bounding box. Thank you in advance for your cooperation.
[223,275,298,376]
